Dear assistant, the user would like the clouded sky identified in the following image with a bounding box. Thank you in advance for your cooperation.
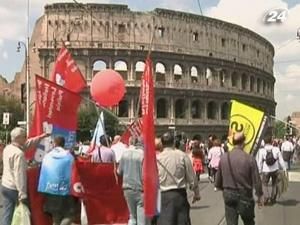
[0,0,300,119]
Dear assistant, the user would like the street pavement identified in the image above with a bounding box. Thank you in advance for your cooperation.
[190,167,300,225]
[1,168,300,225]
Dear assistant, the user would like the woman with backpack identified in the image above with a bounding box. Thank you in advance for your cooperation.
[191,141,204,182]
[207,139,224,183]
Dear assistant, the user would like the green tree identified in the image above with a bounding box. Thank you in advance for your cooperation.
[0,96,24,141]
[77,104,124,142]
[274,120,285,139]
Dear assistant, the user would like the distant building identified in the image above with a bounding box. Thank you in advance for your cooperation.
[7,3,276,137]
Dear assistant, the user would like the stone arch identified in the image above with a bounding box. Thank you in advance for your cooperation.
[114,60,128,80]
[155,62,166,83]
[135,61,145,81]
[190,66,198,83]
[241,73,248,90]
[250,76,255,92]
[156,98,168,118]
[257,78,261,93]
[93,60,107,76]
[174,64,183,82]
[207,101,218,119]
[231,72,238,88]
[191,100,202,119]
[206,67,213,86]
[175,99,186,118]
[118,99,129,117]
[221,102,229,120]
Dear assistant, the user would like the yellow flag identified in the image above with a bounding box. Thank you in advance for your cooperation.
[228,100,266,154]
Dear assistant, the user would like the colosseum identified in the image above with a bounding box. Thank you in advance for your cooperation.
[12,3,276,137]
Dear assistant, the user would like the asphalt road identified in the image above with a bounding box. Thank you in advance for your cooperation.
[1,171,300,225]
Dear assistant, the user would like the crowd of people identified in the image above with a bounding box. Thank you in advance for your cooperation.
[0,127,299,225]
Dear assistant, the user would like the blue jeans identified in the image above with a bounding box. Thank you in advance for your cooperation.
[1,185,19,225]
[123,189,145,225]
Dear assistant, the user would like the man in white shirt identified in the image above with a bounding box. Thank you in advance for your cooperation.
[1,127,48,225]
[111,135,127,163]
[281,136,294,170]
[258,135,286,205]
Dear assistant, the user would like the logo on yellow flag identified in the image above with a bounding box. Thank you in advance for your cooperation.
[228,100,266,154]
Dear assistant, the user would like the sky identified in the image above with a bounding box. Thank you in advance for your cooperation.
[0,0,300,119]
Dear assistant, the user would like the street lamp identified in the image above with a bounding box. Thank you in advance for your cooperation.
[17,41,30,136]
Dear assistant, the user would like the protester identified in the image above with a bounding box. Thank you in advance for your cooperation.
[208,139,224,183]
[91,134,115,163]
[157,132,201,225]
[0,140,5,179]
[118,136,146,225]
[191,140,204,182]
[111,135,127,163]
[155,137,163,154]
[257,135,286,205]
[281,136,294,170]
[1,127,48,225]
[215,132,264,225]
[39,136,78,225]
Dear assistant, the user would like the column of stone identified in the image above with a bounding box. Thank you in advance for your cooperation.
[108,58,113,69]
[187,98,192,124]
[129,60,134,81]
[170,96,175,124]
[203,100,207,120]
[129,96,135,122]
[218,102,222,121]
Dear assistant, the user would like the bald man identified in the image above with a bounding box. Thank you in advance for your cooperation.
[215,132,263,225]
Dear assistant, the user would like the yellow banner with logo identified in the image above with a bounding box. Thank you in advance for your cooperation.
[228,100,266,154]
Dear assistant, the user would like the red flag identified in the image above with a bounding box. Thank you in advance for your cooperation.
[141,57,159,217]
[120,119,143,145]
[50,47,86,93]
[25,75,81,161]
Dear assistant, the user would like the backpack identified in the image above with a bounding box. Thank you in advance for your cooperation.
[265,149,277,166]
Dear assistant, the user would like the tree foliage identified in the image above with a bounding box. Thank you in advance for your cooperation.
[77,104,123,142]
[274,120,286,139]
[0,96,24,141]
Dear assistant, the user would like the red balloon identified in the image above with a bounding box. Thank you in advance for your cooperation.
[90,69,126,107]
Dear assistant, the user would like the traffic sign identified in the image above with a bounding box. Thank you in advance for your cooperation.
[3,113,10,125]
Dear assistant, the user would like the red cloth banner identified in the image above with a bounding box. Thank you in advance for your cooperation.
[28,162,129,225]
[75,161,129,224]
[50,47,86,93]
[120,119,143,145]
[25,75,81,161]
[140,57,159,217]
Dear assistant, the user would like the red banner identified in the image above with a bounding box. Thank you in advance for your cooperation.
[120,119,142,145]
[28,162,129,225]
[141,58,159,217]
[50,47,86,93]
[26,75,81,161]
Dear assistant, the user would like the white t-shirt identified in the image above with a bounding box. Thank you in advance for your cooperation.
[111,142,127,163]
[281,141,294,152]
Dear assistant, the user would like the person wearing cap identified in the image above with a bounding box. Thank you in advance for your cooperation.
[117,136,146,225]
[215,132,263,225]
[157,132,200,225]
[1,127,48,225]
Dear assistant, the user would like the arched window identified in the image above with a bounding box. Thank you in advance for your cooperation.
[231,72,238,87]
[191,66,198,83]
[93,60,107,76]
[250,76,255,92]
[155,62,166,83]
[241,74,248,90]
[219,69,226,87]
[175,99,186,118]
[114,60,128,80]
[221,102,229,120]
[118,100,128,117]
[207,101,217,119]
[257,78,261,93]
[157,98,168,118]
[191,100,202,119]
[206,68,213,86]
[174,64,183,82]
[135,61,145,81]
